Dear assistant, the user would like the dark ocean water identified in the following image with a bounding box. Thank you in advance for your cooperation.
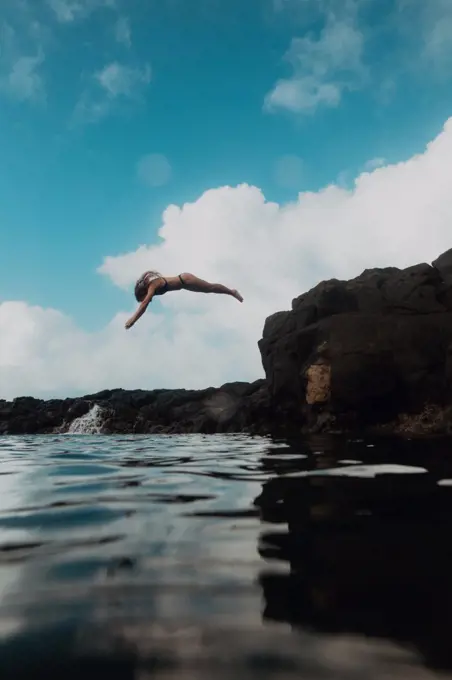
[1,431,452,679]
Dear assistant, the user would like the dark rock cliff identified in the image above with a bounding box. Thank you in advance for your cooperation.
[260,248,452,435]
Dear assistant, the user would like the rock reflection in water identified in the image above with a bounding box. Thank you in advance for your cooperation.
[257,435,452,673]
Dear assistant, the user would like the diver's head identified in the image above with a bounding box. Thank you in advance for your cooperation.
[134,278,148,302]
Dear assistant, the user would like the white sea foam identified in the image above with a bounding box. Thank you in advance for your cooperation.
[67,404,104,434]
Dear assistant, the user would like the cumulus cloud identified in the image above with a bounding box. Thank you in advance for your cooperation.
[3,119,452,399]
[265,14,365,114]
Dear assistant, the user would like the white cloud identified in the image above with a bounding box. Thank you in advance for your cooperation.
[265,15,364,113]
[0,53,45,102]
[72,60,151,125]
[47,0,81,22]
[96,61,151,98]
[3,118,452,399]
[46,0,115,23]
[0,18,46,104]
[115,16,131,47]
[268,0,452,110]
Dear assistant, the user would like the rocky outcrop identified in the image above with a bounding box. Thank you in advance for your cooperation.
[4,249,452,436]
[259,248,452,434]
[0,381,270,435]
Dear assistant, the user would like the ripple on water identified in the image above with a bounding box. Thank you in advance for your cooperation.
[0,505,129,531]
[0,433,451,678]
[48,463,120,477]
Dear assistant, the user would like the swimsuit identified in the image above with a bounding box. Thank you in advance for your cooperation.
[137,271,186,296]
[154,277,169,295]
[135,270,167,295]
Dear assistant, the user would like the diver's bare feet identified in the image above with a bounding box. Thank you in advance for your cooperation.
[232,289,243,303]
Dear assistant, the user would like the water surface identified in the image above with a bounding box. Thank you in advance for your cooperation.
[1,433,452,678]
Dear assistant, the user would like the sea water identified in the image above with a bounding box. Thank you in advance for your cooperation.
[0,430,452,678]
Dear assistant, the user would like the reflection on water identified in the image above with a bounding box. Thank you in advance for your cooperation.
[0,433,452,677]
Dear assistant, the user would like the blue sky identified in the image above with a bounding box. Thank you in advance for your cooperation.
[2,0,452,398]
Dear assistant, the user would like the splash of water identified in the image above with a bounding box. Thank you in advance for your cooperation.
[67,404,104,434]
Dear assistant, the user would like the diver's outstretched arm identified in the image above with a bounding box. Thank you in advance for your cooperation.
[125,281,159,329]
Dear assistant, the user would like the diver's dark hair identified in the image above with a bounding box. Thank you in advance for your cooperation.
[134,278,148,302]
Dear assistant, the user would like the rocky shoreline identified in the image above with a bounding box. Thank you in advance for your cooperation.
[0,381,271,436]
[3,249,452,436]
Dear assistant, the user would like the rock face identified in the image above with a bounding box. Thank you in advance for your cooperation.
[0,381,270,435]
[3,249,452,436]
[259,248,452,434]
